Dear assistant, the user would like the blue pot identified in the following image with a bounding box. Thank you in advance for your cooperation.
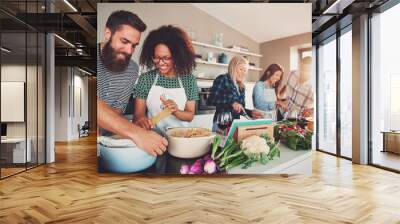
[98,144,156,173]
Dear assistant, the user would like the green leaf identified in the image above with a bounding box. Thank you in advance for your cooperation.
[260,153,269,165]
[224,156,247,170]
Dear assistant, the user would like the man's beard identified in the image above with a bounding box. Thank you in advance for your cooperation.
[101,40,132,73]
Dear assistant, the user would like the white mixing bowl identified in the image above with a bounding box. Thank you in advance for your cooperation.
[165,127,215,158]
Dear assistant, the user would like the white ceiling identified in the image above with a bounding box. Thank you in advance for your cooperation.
[191,3,312,43]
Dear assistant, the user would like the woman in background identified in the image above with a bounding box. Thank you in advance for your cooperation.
[252,63,285,120]
[207,56,263,132]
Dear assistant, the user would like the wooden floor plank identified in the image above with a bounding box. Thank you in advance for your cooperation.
[0,135,399,223]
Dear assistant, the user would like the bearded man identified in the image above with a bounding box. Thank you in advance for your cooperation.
[97,10,167,157]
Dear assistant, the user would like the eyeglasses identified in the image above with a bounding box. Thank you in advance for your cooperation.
[152,56,172,64]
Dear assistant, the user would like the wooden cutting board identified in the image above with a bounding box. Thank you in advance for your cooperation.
[236,124,275,142]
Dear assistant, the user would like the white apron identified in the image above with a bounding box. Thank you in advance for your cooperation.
[146,73,188,135]
[264,86,277,103]
[263,87,277,121]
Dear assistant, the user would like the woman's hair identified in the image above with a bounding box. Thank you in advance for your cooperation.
[139,25,196,75]
[259,63,284,94]
[228,56,249,90]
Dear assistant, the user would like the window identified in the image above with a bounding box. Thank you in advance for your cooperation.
[340,28,352,158]
[370,2,400,171]
[0,1,47,179]
[317,36,337,154]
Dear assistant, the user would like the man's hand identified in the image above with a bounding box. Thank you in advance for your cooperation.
[134,117,153,130]
[133,129,168,156]
[160,96,179,114]
[232,102,244,113]
[98,98,167,156]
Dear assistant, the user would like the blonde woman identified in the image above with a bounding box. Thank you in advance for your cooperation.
[207,56,263,131]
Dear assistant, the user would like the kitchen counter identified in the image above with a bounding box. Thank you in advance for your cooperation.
[227,144,312,175]
[140,144,312,176]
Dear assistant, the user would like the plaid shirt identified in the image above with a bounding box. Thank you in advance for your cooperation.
[282,71,314,117]
[207,73,246,121]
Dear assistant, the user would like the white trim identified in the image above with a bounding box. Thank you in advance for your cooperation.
[54,34,75,48]
[0,47,11,53]
[195,59,262,71]
[63,0,78,12]
[192,41,262,58]
[77,67,93,76]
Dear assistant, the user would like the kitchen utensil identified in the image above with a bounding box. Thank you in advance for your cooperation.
[151,108,172,126]
[165,127,215,158]
[240,109,253,120]
[207,52,214,62]
[218,53,228,64]
[98,136,156,173]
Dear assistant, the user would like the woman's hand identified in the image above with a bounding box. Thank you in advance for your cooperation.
[161,96,179,114]
[134,117,153,130]
[251,110,264,119]
[232,102,244,113]
[301,108,313,118]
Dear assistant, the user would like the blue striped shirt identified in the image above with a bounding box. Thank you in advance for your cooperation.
[97,46,139,113]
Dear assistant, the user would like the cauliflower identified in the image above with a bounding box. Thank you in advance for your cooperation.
[241,135,270,155]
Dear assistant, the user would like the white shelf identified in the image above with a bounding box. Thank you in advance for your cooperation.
[195,59,263,71]
[192,41,263,58]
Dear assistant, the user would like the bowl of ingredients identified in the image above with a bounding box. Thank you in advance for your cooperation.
[97,136,156,173]
[165,127,215,158]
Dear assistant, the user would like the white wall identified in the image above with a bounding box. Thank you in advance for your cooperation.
[260,32,312,81]
[72,73,89,138]
[97,3,261,81]
[54,67,89,141]
[1,65,33,137]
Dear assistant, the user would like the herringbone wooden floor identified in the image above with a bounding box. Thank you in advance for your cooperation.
[1,135,400,224]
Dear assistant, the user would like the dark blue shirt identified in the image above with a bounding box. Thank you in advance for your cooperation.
[207,73,247,122]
